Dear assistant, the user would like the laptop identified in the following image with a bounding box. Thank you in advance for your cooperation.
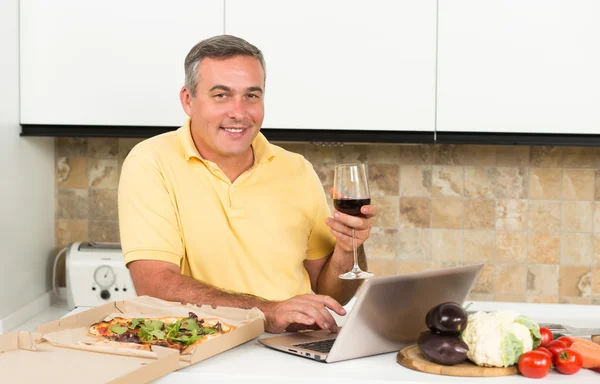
[258,263,483,363]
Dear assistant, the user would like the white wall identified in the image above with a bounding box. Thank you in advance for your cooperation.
[0,0,55,319]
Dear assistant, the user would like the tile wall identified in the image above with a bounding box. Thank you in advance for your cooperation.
[55,138,600,304]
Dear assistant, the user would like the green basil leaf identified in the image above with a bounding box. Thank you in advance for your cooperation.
[186,329,200,345]
[165,321,182,339]
[171,335,189,343]
[203,327,218,335]
[181,319,201,332]
[144,320,164,331]
[108,325,128,335]
[138,327,153,342]
[171,329,202,345]
[150,329,166,340]
[129,318,145,330]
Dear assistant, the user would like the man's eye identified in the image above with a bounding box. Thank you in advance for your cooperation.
[247,94,260,99]
[214,94,227,99]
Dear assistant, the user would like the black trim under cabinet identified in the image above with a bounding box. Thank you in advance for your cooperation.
[262,129,433,144]
[20,124,600,146]
[20,124,174,139]
[20,124,434,144]
[436,131,600,147]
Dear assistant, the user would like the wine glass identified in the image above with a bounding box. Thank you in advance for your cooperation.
[333,163,374,280]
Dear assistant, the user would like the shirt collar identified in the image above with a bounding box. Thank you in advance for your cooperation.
[178,117,275,164]
[178,118,201,161]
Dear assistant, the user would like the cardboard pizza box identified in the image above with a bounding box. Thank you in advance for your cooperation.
[0,331,180,384]
[36,296,265,365]
[0,296,265,383]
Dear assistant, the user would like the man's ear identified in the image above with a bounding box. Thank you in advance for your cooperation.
[179,86,193,116]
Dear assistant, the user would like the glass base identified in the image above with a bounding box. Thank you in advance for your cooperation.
[339,270,374,280]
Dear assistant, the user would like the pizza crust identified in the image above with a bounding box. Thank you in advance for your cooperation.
[84,339,152,351]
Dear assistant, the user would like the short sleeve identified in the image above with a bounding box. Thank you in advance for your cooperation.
[305,163,336,261]
[118,152,184,266]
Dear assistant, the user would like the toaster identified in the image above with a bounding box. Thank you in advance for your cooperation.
[65,241,137,309]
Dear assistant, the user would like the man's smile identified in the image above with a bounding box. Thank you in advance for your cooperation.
[221,126,249,135]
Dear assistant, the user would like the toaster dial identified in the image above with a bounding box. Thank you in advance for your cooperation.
[100,289,111,300]
[94,265,116,287]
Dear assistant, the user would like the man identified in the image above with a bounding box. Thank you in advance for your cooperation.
[118,35,377,334]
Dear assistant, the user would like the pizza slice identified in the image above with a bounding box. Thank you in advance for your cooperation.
[88,311,235,354]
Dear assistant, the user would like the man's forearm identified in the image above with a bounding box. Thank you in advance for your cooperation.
[138,269,271,311]
[315,245,367,305]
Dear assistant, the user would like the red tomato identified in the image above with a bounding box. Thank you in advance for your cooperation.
[538,327,553,347]
[556,336,574,347]
[535,346,553,360]
[555,348,583,375]
[546,340,567,364]
[518,351,552,379]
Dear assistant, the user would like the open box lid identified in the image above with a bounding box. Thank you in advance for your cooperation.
[0,331,180,384]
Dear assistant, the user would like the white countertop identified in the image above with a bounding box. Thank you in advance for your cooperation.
[62,300,600,383]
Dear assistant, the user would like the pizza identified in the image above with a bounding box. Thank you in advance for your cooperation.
[87,311,235,354]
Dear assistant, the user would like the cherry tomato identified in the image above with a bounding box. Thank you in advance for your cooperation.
[546,340,567,364]
[534,346,553,360]
[538,327,553,347]
[556,336,574,347]
[555,348,583,375]
[518,351,552,379]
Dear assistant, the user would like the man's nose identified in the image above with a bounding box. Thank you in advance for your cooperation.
[227,98,247,121]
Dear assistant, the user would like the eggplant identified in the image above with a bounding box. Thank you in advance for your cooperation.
[425,302,468,335]
[417,331,469,366]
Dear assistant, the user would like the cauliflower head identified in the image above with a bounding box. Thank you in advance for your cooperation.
[461,311,540,367]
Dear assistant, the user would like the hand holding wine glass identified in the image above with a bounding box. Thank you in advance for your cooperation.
[332,163,374,280]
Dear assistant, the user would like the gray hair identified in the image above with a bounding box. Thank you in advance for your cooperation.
[184,35,266,97]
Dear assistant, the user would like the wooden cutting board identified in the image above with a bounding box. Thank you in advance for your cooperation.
[396,345,519,377]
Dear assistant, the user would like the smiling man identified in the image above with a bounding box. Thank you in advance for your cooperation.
[118,35,377,333]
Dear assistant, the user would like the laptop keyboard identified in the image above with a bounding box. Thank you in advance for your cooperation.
[293,339,336,353]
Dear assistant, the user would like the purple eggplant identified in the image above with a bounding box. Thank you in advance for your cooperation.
[417,331,469,366]
[425,302,468,335]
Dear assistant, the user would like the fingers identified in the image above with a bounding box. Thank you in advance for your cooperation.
[273,295,345,333]
[360,204,377,218]
[326,217,369,239]
[305,299,340,333]
[270,311,315,334]
[308,294,346,316]
[285,322,321,332]
[330,210,373,231]
[285,300,338,332]
[327,220,353,239]
[329,229,354,252]
[285,311,315,327]
[326,216,370,250]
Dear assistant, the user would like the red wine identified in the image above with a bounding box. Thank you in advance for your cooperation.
[333,198,371,217]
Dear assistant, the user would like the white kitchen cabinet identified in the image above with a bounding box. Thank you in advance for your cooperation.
[437,0,600,134]
[20,0,224,127]
[225,0,437,132]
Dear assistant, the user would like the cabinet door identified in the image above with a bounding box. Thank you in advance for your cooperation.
[437,0,600,134]
[226,0,436,132]
[20,0,223,126]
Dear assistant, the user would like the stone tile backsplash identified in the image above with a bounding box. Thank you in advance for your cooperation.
[55,138,600,304]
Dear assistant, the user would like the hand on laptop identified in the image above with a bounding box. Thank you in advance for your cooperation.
[260,294,346,334]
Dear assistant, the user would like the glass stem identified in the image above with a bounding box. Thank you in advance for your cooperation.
[351,229,360,272]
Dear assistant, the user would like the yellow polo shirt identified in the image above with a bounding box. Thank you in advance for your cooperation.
[118,120,335,301]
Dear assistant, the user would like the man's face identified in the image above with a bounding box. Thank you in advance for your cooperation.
[180,55,265,162]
